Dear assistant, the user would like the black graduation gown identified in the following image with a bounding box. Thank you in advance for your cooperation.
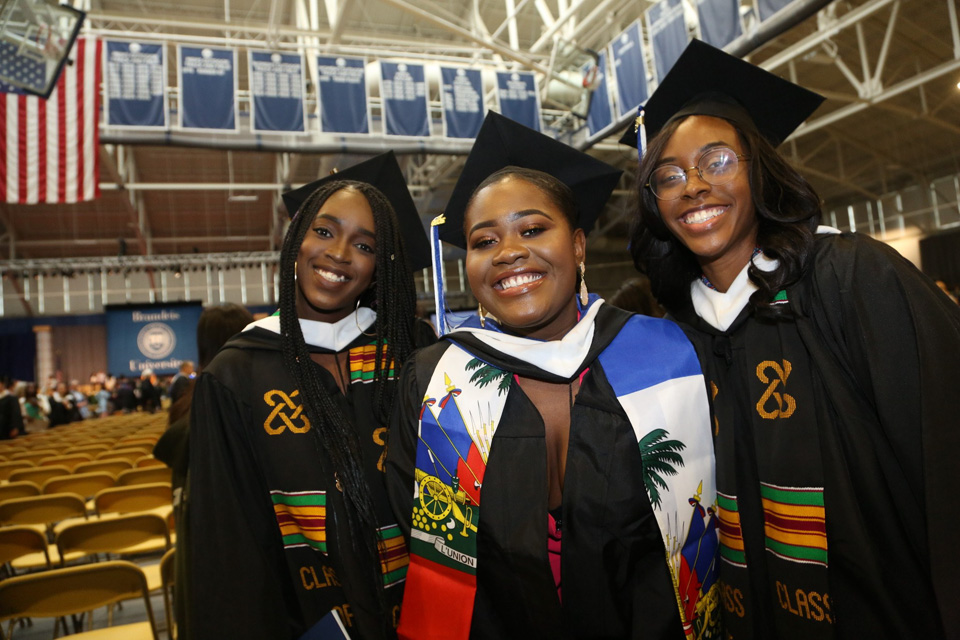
[0,394,23,439]
[672,233,960,639]
[188,326,419,640]
[386,304,685,640]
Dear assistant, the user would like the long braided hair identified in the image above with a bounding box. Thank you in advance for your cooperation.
[277,179,418,614]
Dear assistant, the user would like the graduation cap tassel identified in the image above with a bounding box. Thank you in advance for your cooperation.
[430,213,450,336]
[636,107,647,162]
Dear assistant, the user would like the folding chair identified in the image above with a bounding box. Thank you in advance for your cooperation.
[117,467,172,487]
[0,482,41,504]
[0,492,85,525]
[73,460,134,478]
[94,483,173,517]
[7,466,71,488]
[43,472,116,499]
[0,461,33,482]
[0,526,51,576]
[0,494,88,569]
[8,450,60,465]
[70,444,111,457]
[38,453,94,471]
[134,456,165,469]
[56,513,171,571]
[96,449,151,464]
[0,561,159,639]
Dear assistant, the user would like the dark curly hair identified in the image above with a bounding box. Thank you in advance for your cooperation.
[628,115,822,318]
[278,179,418,620]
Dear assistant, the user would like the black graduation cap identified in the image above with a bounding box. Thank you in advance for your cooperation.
[440,111,623,249]
[281,151,431,270]
[619,39,824,150]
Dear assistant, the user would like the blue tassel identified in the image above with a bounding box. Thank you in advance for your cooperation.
[430,214,449,336]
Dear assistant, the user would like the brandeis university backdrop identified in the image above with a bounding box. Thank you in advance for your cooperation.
[106,302,203,376]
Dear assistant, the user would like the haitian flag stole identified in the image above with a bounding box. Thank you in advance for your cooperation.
[597,315,722,639]
[399,344,509,640]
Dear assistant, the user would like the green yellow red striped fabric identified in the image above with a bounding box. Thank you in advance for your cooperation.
[272,490,327,552]
[349,343,396,383]
[378,524,409,587]
[717,491,746,567]
[759,482,828,567]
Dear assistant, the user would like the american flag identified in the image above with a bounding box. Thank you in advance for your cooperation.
[0,37,102,204]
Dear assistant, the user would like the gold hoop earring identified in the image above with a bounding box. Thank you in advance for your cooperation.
[355,298,376,337]
[478,302,486,328]
[294,261,298,283]
[579,262,588,306]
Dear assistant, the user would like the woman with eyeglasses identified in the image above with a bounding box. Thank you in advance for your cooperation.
[627,40,960,639]
[186,153,434,640]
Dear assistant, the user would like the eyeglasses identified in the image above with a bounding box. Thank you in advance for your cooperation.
[647,147,749,200]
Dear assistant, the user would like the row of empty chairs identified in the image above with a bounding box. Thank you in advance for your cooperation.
[0,412,176,638]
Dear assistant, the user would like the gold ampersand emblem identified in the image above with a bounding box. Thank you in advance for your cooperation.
[756,360,796,419]
[263,389,311,435]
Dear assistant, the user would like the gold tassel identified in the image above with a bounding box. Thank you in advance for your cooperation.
[579,262,588,306]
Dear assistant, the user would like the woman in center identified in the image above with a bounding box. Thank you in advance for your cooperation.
[387,112,720,639]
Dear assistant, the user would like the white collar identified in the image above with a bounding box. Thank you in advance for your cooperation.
[244,307,376,351]
[689,225,841,330]
[449,299,603,379]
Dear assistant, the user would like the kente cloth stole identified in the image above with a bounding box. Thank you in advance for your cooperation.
[400,317,721,640]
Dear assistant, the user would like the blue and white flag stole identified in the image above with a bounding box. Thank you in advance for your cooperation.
[597,314,719,636]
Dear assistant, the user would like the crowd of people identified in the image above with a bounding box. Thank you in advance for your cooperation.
[4,39,958,640]
[0,366,194,439]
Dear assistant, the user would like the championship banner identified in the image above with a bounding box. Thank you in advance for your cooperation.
[104,40,167,128]
[495,70,541,132]
[696,0,743,49]
[381,61,430,137]
[647,0,688,83]
[758,0,794,22]
[440,66,483,139]
[249,50,306,134]
[317,55,369,135]
[609,21,649,120]
[106,303,203,376]
[584,51,614,140]
[178,45,238,132]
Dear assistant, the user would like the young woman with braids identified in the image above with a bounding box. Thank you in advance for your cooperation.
[625,41,960,639]
[187,153,432,640]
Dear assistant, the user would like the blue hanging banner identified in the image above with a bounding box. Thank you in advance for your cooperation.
[440,66,484,139]
[178,45,238,132]
[758,0,794,22]
[380,61,430,137]
[609,21,649,121]
[647,0,688,83]
[105,303,204,376]
[248,50,306,134]
[104,40,167,128]
[496,70,541,132]
[317,55,369,135]
[696,0,743,49]
[584,51,614,140]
